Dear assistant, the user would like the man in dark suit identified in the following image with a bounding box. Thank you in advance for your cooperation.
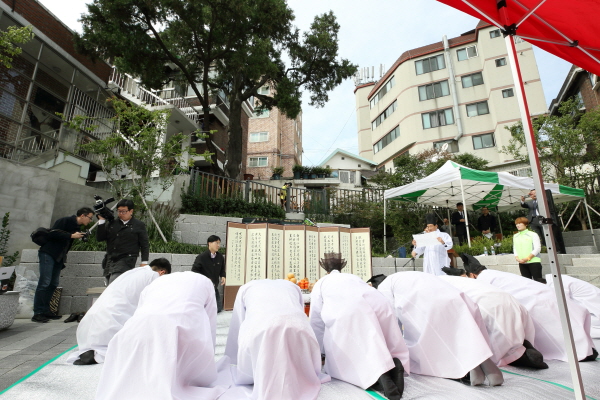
[451,202,468,245]
[521,189,566,253]
[192,235,226,312]
[477,207,497,238]
[33,207,95,323]
[97,199,150,285]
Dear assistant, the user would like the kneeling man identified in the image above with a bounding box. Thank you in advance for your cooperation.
[310,253,409,400]
[225,279,329,400]
[67,258,171,365]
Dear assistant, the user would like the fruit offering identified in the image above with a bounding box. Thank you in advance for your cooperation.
[285,273,297,284]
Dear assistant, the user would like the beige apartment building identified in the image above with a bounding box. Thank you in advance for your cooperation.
[245,86,303,180]
[355,21,547,173]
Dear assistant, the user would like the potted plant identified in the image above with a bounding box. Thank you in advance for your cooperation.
[302,166,310,179]
[314,166,326,178]
[323,166,332,177]
[292,164,303,179]
[271,166,284,180]
[309,166,317,179]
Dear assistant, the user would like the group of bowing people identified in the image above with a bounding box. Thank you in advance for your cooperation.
[66,252,599,400]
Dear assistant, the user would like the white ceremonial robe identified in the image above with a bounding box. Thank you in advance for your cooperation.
[477,269,594,362]
[377,271,492,379]
[96,272,226,400]
[440,275,536,366]
[224,279,329,400]
[547,274,600,339]
[414,229,452,276]
[66,266,158,364]
[309,270,410,390]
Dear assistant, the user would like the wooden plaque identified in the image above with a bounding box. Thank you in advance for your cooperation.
[225,222,247,286]
[305,226,320,282]
[284,225,306,279]
[245,224,268,282]
[267,224,284,280]
[350,228,372,281]
[319,227,340,278]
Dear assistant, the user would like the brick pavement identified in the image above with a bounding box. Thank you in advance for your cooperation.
[0,319,78,392]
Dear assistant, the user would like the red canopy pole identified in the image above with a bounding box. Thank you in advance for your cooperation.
[499,3,586,398]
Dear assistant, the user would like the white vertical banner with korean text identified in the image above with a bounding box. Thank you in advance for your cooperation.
[318,227,340,278]
[284,225,306,279]
[267,224,284,280]
[245,224,268,282]
[351,228,372,281]
[305,226,320,282]
[225,222,247,286]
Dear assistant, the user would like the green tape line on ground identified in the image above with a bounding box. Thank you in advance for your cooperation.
[0,344,77,396]
[500,369,597,400]
[366,389,388,399]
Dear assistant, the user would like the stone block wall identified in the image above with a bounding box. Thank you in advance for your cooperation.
[174,214,243,246]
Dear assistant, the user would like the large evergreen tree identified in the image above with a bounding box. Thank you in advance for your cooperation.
[75,0,356,178]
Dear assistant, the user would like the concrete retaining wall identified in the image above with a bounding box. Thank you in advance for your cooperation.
[174,214,243,246]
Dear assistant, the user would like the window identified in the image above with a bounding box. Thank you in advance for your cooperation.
[490,29,501,38]
[434,139,459,153]
[370,76,395,108]
[415,55,446,75]
[462,72,484,88]
[253,108,270,118]
[457,45,478,61]
[495,58,507,67]
[257,86,270,95]
[422,108,454,129]
[249,132,268,142]
[472,133,495,149]
[418,80,450,101]
[249,157,268,167]
[502,88,514,98]
[373,126,400,154]
[371,100,397,130]
[466,101,489,117]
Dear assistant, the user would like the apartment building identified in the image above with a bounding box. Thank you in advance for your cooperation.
[355,21,547,173]
[245,85,302,180]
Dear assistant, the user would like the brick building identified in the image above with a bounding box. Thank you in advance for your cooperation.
[245,86,302,180]
[549,66,600,115]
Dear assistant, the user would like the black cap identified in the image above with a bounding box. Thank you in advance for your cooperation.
[425,213,438,225]
[367,274,387,289]
[460,253,487,275]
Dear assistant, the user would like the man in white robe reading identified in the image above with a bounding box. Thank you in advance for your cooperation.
[67,258,171,365]
[310,253,409,400]
[375,271,503,386]
[412,214,453,276]
[96,271,227,400]
[440,266,547,369]
[463,255,597,362]
[546,273,600,339]
[224,279,329,400]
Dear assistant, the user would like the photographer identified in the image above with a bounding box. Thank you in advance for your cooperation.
[33,207,95,323]
[97,199,150,285]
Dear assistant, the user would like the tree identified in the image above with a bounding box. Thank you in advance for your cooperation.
[75,0,356,178]
[0,25,33,68]
[65,97,205,242]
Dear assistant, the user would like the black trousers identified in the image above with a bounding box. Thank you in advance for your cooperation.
[214,285,223,313]
[519,262,543,282]
[530,221,567,254]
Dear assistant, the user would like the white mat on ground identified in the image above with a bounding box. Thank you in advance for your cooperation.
[2,313,599,400]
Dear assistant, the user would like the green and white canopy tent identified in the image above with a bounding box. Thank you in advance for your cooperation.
[383,160,592,248]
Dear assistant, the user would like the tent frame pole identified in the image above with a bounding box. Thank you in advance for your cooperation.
[383,198,387,254]
[505,32,585,399]
[459,179,471,247]
[563,200,582,231]
[446,200,452,237]
[583,197,597,249]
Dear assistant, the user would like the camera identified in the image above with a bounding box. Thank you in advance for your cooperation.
[93,195,116,222]
[81,229,92,242]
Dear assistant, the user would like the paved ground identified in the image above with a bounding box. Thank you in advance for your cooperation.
[0,319,78,392]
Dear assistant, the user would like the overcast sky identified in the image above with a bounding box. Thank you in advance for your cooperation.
[39,0,571,166]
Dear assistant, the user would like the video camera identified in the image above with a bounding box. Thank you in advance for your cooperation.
[93,195,116,222]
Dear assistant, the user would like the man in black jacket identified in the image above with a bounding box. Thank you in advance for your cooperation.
[477,207,497,238]
[97,199,150,285]
[192,235,226,312]
[33,207,95,323]
[451,202,469,245]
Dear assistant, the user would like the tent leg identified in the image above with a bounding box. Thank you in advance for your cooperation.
[505,33,585,400]
[563,200,582,231]
[497,214,502,238]
[383,198,387,254]
[584,198,597,249]
[446,203,452,237]
[459,179,471,247]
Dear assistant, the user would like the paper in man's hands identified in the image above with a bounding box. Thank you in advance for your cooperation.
[413,232,441,247]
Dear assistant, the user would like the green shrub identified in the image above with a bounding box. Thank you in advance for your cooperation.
[181,192,285,219]
[453,235,514,256]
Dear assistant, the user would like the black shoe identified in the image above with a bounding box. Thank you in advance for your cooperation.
[73,350,98,365]
[64,313,79,323]
[451,372,471,386]
[510,347,548,369]
[44,313,62,320]
[77,313,85,323]
[376,360,403,400]
[581,347,598,362]
[31,314,49,323]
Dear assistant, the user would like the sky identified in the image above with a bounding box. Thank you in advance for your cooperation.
[38,0,571,167]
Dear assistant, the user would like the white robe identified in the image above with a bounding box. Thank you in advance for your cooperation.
[546,274,600,339]
[66,266,158,364]
[414,229,452,275]
[96,272,226,400]
[377,271,492,379]
[477,269,594,362]
[440,275,536,366]
[224,279,329,400]
[309,270,410,389]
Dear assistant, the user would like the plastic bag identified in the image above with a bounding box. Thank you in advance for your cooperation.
[13,265,38,319]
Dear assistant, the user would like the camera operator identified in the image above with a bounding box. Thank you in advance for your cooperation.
[97,199,150,285]
[32,207,95,323]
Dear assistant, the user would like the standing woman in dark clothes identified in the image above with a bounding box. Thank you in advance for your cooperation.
[192,235,226,312]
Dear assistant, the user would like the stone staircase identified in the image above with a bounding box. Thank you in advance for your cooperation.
[562,229,600,254]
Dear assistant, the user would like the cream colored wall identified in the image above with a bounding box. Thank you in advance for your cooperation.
[324,153,374,170]
[356,84,375,160]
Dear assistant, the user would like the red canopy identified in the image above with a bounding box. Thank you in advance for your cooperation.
[436,0,600,76]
